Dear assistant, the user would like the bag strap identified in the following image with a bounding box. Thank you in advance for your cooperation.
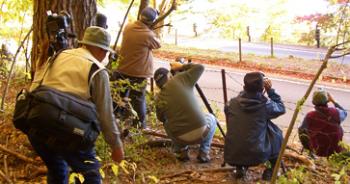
[59,50,107,98]
[38,50,64,86]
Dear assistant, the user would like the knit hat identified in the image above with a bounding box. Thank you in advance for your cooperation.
[78,26,114,53]
[95,13,108,29]
[312,88,328,106]
[154,67,169,88]
[243,72,265,93]
[140,7,158,25]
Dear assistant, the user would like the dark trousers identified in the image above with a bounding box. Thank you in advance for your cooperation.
[111,72,147,128]
[236,157,278,170]
[29,136,101,184]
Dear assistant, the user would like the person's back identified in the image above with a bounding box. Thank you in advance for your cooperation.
[117,20,160,78]
[112,7,161,129]
[156,63,206,136]
[28,26,124,183]
[299,89,347,157]
[154,63,217,163]
[224,72,285,180]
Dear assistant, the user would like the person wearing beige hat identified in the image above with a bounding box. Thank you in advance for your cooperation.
[299,88,347,157]
[29,26,124,183]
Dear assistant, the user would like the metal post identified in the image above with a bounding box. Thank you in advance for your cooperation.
[175,29,178,46]
[221,69,228,104]
[239,38,242,62]
[195,84,226,139]
[246,26,251,42]
[270,37,274,57]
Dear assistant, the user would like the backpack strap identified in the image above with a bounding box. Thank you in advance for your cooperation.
[38,50,64,86]
[61,50,107,99]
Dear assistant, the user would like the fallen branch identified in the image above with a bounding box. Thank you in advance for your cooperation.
[283,151,315,169]
[0,169,12,184]
[142,129,224,148]
[30,166,47,177]
[161,167,234,179]
[0,144,37,164]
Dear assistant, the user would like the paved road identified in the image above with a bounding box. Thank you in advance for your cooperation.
[163,36,350,64]
[154,59,350,143]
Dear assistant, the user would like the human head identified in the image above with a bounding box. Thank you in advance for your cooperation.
[95,12,108,29]
[312,88,328,106]
[243,72,265,93]
[154,67,169,88]
[140,7,158,26]
[78,26,114,61]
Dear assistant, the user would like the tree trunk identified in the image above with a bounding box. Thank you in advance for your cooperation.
[31,0,97,74]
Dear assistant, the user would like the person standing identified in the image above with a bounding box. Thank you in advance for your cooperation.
[299,89,347,157]
[154,63,217,163]
[112,7,161,129]
[224,72,285,180]
[29,26,124,183]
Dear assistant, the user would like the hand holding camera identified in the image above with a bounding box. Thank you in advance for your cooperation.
[170,61,183,72]
[327,93,335,104]
[264,77,272,91]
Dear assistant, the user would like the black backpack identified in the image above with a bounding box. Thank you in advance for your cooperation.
[13,53,100,152]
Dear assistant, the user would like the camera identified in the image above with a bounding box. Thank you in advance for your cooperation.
[46,10,74,56]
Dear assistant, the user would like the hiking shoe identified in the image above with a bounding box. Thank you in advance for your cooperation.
[197,151,210,163]
[175,148,190,162]
[262,168,273,181]
[235,166,248,179]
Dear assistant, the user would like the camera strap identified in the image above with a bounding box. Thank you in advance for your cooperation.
[38,50,64,87]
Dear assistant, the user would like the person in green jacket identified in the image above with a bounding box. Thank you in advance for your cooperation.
[154,63,217,163]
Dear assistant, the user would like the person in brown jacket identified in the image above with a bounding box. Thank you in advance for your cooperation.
[112,7,161,129]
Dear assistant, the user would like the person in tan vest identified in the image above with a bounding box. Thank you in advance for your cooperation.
[111,7,161,129]
[29,26,124,183]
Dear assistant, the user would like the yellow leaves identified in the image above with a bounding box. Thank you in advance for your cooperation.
[111,163,119,176]
[147,175,160,183]
[69,173,84,184]
[119,160,130,174]
[99,168,105,178]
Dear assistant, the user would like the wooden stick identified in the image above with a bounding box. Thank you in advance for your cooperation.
[271,44,338,183]
[0,169,12,184]
[0,144,37,164]
[161,167,234,179]
[142,129,224,148]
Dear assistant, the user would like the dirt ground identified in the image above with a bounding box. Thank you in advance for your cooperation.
[0,48,349,183]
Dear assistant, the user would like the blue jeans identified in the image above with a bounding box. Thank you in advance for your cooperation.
[29,136,101,184]
[172,113,217,154]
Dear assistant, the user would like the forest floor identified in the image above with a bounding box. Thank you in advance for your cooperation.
[0,44,350,183]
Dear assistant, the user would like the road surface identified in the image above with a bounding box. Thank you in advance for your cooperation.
[163,36,350,64]
[154,59,350,143]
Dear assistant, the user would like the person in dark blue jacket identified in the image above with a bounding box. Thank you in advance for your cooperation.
[224,72,285,181]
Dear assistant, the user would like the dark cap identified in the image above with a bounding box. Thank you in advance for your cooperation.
[154,67,169,88]
[243,72,265,93]
[95,13,108,29]
[140,7,158,25]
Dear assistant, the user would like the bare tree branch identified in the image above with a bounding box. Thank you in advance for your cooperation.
[0,144,37,164]
[330,51,350,58]
[0,27,32,112]
[151,0,177,28]
[271,44,339,183]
